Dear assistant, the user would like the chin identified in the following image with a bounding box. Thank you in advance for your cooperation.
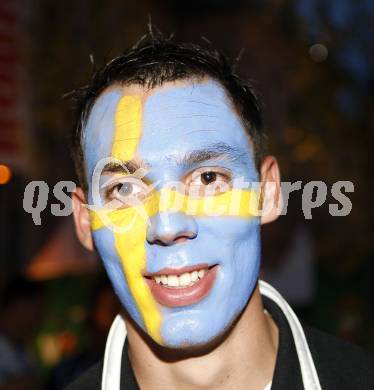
[158,311,237,350]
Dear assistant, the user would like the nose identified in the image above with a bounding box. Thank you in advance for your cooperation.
[147,212,198,246]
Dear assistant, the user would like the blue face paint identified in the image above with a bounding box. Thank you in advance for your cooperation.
[92,229,144,326]
[83,90,123,189]
[139,81,260,346]
[83,80,261,347]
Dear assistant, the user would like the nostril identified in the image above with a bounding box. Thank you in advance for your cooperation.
[148,232,197,246]
[174,234,196,245]
[151,239,168,247]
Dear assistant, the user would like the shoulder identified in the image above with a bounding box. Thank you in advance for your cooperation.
[304,325,374,389]
[64,361,102,390]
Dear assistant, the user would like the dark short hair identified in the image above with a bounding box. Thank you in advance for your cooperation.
[70,32,266,190]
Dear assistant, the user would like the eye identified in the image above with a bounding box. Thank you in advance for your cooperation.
[101,176,149,207]
[117,182,134,196]
[186,167,232,197]
[201,171,217,185]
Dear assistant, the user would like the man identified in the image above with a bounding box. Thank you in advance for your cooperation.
[68,33,374,389]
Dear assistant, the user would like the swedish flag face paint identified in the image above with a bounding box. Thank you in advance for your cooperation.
[83,80,261,347]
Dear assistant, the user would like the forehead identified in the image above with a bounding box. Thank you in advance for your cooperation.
[83,79,253,175]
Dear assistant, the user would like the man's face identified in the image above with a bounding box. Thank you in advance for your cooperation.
[83,79,261,347]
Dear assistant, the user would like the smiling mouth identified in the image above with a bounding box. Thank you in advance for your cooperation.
[144,264,219,307]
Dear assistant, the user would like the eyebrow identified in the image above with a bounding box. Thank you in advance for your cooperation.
[179,142,247,167]
[101,160,148,175]
[101,142,246,175]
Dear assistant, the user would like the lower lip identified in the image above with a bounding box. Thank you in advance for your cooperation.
[146,266,218,308]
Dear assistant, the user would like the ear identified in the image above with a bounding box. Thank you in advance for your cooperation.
[72,187,94,251]
[259,156,283,224]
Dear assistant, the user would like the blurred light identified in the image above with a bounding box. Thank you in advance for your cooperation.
[309,43,328,62]
[58,330,77,355]
[0,164,12,184]
[37,334,61,365]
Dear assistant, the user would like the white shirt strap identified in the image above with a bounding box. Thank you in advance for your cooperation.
[102,281,322,390]
[259,280,322,390]
[101,313,127,390]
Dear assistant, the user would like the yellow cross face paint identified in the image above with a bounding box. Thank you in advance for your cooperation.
[84,81,263,348]
[112,96,142,162]
[103,94,162,343]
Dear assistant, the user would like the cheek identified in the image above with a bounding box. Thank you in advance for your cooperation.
[200,215,260,248]
[91,211,164,344]
[230,222,261,304]
[220,218,261,284]
[92,229,144,326]
[93,229,118,263]
[199,217,261,319]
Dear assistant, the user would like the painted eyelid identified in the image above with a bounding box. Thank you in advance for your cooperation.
[100,175,148,191]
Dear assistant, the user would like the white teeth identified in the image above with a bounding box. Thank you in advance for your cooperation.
[152,268,208,288]
[167,275,179,287]
[179,272,191,287]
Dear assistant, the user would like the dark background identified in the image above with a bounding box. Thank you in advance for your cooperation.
[0,0,373,388]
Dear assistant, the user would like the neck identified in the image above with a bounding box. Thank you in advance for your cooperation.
[126,284,279,390]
